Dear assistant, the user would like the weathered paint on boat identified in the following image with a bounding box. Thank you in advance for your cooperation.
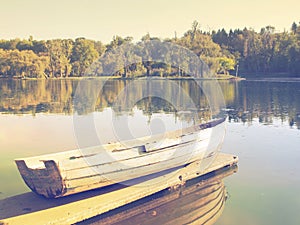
[15,118,226,198]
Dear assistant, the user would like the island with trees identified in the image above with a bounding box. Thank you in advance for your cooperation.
[0,21,299,79]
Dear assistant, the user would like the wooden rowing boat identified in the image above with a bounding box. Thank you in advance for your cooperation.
[15,117,226,198]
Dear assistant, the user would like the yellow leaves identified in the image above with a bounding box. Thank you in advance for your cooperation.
[0,49,49,77]
[217,57,236,74]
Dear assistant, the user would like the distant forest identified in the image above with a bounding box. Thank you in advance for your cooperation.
[0,21,299,78]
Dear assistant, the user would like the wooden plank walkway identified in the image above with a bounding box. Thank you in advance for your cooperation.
[0,153,238,225]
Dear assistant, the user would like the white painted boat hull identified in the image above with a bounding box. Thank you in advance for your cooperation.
[15,118,226,198]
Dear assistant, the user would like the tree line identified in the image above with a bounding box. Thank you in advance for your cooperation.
[0,21,299,78]
[211,22,300,75]
[0,37,105,78]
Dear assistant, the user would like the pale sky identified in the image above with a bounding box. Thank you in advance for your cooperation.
[0,0,299,43]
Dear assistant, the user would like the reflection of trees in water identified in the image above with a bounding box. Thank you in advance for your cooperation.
[224,81,300,129]
[1,79,299,128]
[0,79,76,115]
[0,79,216,122]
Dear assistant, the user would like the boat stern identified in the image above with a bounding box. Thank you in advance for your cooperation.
[15,159,66,198]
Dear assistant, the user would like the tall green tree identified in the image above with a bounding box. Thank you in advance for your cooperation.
[71,38,99,76]
[291,22,298,34]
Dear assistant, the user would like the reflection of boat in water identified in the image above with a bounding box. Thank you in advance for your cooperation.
[80,165,237,225]
[15,117,226,198]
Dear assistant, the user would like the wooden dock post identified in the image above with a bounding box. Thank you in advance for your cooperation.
[0,153,238,225]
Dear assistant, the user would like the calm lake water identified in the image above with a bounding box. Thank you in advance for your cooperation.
[0,78,300,224]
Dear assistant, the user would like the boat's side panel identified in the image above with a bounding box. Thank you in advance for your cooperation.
[62,134,210,179]
[63,126,224,196]
[64,148,208,195]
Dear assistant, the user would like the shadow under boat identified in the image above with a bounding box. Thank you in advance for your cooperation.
[77,165,238,225]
